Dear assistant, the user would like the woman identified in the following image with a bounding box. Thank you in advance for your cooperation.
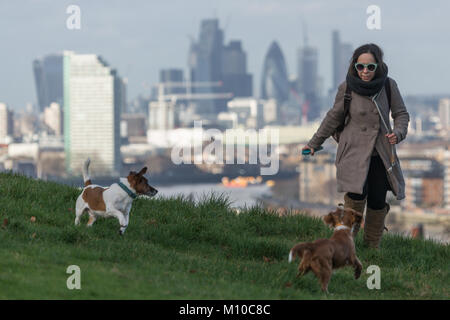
[302,43,410,249]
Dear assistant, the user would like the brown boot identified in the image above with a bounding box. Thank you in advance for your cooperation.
[344,193,366,238]
[363,204,390,249]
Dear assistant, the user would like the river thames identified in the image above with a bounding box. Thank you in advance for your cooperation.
[156,183,272,208]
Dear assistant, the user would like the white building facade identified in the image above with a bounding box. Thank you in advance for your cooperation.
[63,51,122,176]
[44,102,63,136]
[438,98,450,132]
[444,149,450,210]
[0,102,14,144]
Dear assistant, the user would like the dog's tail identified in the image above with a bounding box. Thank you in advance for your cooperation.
[288,243,312,264]
[82,158,92,187]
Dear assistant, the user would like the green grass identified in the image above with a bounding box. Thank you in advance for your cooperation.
[0,171,448,299]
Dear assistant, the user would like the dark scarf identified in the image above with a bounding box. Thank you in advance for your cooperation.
[346,63,389,96]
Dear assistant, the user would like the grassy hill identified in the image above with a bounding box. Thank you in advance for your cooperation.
[0,171,448,299]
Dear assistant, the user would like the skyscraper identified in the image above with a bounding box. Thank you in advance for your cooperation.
[33,54,64,112]
[222,40,252,98]
[0,102,13,143]
[438,98,450,131]
[159,69,185,95]
[160,69,183,83]
[115,76,128,114]
[298,45,321,121]
[332,30,353,91]
[188,19,252,115]
[260,41,290,104]
[63,51,123,176]
[189,19,225,114]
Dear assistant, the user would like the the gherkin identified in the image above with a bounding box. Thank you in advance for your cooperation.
[260,41,290,104]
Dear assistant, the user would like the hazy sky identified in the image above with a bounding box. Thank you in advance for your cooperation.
[1,0,449,110]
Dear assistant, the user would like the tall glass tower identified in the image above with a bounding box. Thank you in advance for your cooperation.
[188,19,225,114]
[332,30,353,91]
[63,51,123,176]
[189,19,253,116]
[222,40,252,98]
[260,41,290,104]
[298,46,321,121]
[33,54,64,112]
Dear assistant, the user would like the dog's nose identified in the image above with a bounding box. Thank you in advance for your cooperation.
[151,189,158,196]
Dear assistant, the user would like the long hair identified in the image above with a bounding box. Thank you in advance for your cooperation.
[347,43,386,79]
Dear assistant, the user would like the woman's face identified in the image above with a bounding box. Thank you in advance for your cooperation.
[356,53,376,82]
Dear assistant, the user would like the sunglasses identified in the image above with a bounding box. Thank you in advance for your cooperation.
[354,63,378,72]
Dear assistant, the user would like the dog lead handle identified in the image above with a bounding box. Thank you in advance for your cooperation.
[302,146,323,155]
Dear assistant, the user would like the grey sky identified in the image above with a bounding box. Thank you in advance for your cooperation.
[0,0,449,110]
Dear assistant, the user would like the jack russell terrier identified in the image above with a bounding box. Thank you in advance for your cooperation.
[74,158,158,235]
[288,204,363,293]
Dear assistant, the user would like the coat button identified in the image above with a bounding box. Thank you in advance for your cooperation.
[361,126,367,132]
[360,111,367,116]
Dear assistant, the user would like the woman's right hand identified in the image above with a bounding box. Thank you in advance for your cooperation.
[301,145,315,156]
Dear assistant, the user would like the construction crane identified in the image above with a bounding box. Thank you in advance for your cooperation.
[153,81,223,88]
[153,81,232,102]
[160,92,233,101]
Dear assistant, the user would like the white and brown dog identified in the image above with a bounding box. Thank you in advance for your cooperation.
[74,158,158,235]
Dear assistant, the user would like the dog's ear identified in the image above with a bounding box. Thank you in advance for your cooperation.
[347,208,363,224]
[137,167,147,176]
[353,210,363,223]
[323,212,335,227]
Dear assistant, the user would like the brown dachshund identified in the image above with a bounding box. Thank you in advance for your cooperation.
[288,205,363,293]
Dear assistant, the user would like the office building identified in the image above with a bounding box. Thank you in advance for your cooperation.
[438,98,450,131]
[33,54,64,112]
[226,97,264,129]
[63,51,123,176]
[43,102,63,136]
[0,103,14,143]
[332,30,353,91]
[188,19,225,114]
[297,45,321,121]
[188,19,252,115]
[444,150,450,209]
[222,40,252,98]
[159,69,185,95]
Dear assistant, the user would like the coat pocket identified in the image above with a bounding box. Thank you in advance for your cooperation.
[336,141,348,164]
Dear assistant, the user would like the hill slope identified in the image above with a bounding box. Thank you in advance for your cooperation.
[0,172,448,299]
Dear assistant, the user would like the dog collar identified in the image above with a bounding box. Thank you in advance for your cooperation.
[118,182,137,199]
[335,224,350,231]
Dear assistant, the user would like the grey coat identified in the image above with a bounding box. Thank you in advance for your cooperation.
[307,77,410,200]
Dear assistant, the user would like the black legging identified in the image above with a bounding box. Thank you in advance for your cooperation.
[347,155,390,210]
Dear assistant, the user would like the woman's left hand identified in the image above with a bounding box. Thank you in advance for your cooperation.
[385,133,397,145]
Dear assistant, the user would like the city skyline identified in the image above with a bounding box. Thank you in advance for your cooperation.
[1,0,449,110]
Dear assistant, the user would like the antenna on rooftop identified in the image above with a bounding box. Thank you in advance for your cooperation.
[224,13,232,34]
[301,18,308,47]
